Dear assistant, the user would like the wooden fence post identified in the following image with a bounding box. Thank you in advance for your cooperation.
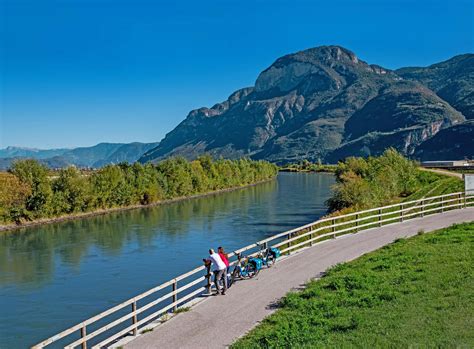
[309,225,313,246]
[441,196,444,212]
[80,325,87,349]
[205,264,212,295]
[132,301,138,336]
[172,280,178,312]
[421,199,424,217]
[355,214,359,232]
[378,208,382,226]
[287,233,292,254]
[400,204,404,222]
[332,219,336,238]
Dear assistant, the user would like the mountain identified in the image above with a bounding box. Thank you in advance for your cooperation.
[0,156,72,171]
[92,142,161,167]
[0,146,69,159]
[396,54,474,119]
[0,142,159,170]
[140,46,471,164]
[414,121,474,160]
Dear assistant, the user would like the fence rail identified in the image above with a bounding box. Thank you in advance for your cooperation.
[32,191,474,349]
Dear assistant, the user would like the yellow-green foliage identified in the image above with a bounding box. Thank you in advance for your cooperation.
[0,173,32,224]
[327,149,463,212]
[0,156,278,224]
[281,159,337,173]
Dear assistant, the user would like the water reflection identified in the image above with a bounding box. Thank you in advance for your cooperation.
[0,180,277,288]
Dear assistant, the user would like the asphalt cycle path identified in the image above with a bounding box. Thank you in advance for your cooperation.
[125,207,474,349]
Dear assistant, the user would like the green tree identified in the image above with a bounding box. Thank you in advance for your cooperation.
[328,149,424,211]
[90,165,126,208]
[51,166,89,214]
[0,172,31,223]
[10,159,52,217]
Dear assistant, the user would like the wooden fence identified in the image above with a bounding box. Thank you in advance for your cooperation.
[32,191,474,348]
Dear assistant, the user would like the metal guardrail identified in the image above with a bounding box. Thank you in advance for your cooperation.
[32,191,474,348]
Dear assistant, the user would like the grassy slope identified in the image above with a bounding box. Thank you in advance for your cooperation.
[404,170,464,202]
[328,169,464,220]
[232,223,474,348]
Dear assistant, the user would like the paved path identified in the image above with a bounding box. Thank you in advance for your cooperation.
[420,167,463,179]
[125,208,474,349]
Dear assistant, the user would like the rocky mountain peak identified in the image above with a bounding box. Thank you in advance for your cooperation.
[139,46,473,164]
[254,45,388,94]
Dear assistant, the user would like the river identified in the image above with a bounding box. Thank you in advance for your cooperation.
[0,172,334,348]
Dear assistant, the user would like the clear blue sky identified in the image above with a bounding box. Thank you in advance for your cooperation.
[1,0,473,149]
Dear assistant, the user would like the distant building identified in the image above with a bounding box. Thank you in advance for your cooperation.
[421,160,471,168]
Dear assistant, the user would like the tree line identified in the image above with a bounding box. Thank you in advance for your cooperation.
[0,156,278,225]
[280,159,337,173]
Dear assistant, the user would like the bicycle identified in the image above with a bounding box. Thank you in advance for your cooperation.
[257,247,275,267]
[231,255,260,284]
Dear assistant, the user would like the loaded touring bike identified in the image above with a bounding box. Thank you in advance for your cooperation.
[231,255,261,284]
[256,246,281,267]
[230,246,281,285]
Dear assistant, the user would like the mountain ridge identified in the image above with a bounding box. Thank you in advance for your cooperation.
[140,45,472,164]
[0,142,159,170]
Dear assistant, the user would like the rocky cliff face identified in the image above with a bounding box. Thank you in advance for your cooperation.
[140,46,473,164]
[396,54,474,119]
[414,121,474,160]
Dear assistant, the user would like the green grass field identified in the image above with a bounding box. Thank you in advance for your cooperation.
[232,223,474,348]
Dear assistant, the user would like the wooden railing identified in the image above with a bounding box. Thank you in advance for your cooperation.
[32,192,474,348]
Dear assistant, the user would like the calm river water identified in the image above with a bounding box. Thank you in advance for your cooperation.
[0,172,334,348]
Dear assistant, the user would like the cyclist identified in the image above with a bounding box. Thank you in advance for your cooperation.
[203,249,228,295]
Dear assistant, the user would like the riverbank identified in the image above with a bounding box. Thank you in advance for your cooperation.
[279,168,336,173]
[279,164,337,173]
[0,178,275,232]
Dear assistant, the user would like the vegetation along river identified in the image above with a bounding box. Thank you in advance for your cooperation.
[0,172,334,348]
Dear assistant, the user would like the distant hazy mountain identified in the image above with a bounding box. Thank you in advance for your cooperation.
[0,142,159,170]
[92,142,162,167]
[0,146,69,159]
[139,46,472,164]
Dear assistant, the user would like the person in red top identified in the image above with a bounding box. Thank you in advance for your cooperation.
[218,246,230,287]
[218,246,229,267]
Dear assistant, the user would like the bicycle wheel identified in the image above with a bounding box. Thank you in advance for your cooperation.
[231,267,239,283]
[246,263,260,278]
[266,255,275,267]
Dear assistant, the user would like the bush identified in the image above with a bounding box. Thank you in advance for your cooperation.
[328,149,432,211]
[0,172,31,224]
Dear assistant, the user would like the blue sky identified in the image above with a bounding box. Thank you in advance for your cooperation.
[1,0,473,149]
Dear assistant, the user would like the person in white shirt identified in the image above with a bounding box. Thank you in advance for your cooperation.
[204,249,228,295]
